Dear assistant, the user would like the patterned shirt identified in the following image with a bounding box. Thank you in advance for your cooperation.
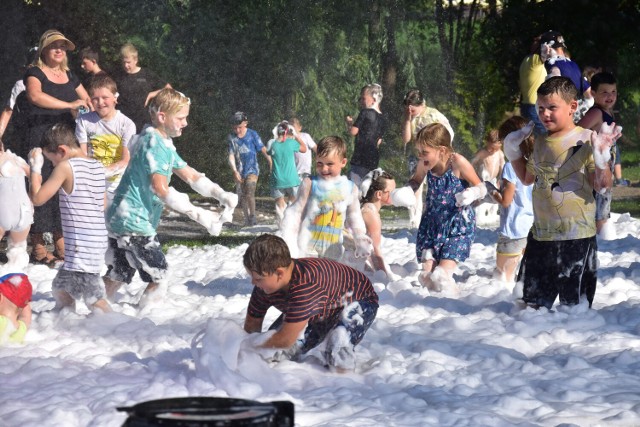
[247,258,378,324]
[227,129,264,178]
[526,126,596,241]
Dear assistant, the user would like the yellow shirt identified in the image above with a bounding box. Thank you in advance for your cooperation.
[0,315,27,344]
[526,127,596,241]
[519,54,547,105]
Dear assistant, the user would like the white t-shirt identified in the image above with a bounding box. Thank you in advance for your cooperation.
[294,132,316,175]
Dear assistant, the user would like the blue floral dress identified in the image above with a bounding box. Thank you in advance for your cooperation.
[416,168,475,262]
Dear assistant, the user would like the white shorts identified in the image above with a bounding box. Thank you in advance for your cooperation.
[0,176,33,232]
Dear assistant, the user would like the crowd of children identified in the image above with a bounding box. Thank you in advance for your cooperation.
[0,27,632,373]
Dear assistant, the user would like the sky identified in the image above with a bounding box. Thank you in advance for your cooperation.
[1,211,640,426]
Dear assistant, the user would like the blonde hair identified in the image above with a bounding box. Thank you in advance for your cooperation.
[148,88,190,118]
[120,42,138,60]
[484,129,500,148]
[415,123,453,154]
[363,83,383,104]
[37,29,70,72]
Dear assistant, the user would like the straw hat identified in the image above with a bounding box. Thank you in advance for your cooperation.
[39,29,76,51]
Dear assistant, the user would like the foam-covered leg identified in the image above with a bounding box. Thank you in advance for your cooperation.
[6,240,29,271]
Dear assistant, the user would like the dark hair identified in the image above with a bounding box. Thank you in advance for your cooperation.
[276,120,290,137]
[231,111,248,125]
[243,234,292,275]
[537,76,578,103]
[498,116,534,160]
[403,89,424,107]
[317,136,347,159]
[79,47,99,62]
[88,74,118,95]
[590,72,616,92]
[40,123,80,153]
[361,170,394,203]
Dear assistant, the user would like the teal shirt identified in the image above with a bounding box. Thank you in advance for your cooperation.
[107,127,187,236]
[268,137,300,189]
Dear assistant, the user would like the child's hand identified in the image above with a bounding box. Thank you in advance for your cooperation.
[354,234,373,258]
[540,42,558,62]
[345,116,353,126]
[455,183,488,207]
[28,148,44,175]
[390,186,416,208]
[503,121,534,162]
[592,122,622,169]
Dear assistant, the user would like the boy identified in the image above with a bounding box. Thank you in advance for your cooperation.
[280,136,371,260]
[578,72,626,236]
[79,47,108,87]
[227,111,272,226]
[267,121,307,226]
[115,43,170,133]
[0,273,32,344]
[75,75,136,202]
[29,124,111,313]
[104,88,237,302]
[505,76,618,310]
[243,234,378,372]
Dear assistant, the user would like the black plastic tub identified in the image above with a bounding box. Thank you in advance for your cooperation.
[117,397,294,427]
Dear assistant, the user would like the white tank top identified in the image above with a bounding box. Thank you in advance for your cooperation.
[59,158,108,273]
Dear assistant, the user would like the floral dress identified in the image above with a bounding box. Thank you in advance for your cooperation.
[416,168,475,262]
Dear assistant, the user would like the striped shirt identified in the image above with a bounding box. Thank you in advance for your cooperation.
[59,157,108,273]
[248,258,378,324]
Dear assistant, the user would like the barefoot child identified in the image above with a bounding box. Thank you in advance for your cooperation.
[243,234,378,372]
[0,273,32,344]
[104,88,237,302]
[29,124,111,313]
[409,123,485,293]
[0,149,33,270]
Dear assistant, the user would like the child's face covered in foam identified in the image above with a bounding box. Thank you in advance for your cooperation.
[160,105,190,138]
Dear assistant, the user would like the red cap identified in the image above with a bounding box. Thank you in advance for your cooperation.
[0,273,32,308]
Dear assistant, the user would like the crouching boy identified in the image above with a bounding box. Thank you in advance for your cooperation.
[243,234,378,372]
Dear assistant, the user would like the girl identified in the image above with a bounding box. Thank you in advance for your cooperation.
[360,168,398,280]
[490,116,534,283]
[409,123,485,293]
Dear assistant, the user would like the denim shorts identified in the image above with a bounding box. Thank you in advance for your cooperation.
[271,186,298,199]
[52,269,106,306]
[496,235,528,256]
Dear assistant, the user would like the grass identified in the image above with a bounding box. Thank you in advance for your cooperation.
[162,233,255,251]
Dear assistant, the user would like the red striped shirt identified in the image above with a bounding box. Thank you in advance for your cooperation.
[248,258,378,324]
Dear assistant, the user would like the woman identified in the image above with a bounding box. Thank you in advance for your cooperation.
[24,29,90,265]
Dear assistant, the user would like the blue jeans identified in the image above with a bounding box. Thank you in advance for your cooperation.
[520,103,546,136]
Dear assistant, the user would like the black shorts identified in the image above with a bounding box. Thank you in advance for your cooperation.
[520,236,598,309]
[105,235,168,284]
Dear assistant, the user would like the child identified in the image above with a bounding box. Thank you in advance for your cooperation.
[359,169,398,280]
[116,43,170,133]
[400,89,455,229]
[408,123,485,293]
[345,83,385,186]
[267,121,307,226]
[490,117,534,283]
[289,117,316,181]
[228,111,272,226]
[471,129,505,186]
[28,123,111,313]
[280,136,371,261]
[243,234,378,372]
[578,72,625,237]
[505,76,617,310]
[0,149,32,270]
[0,273,32,344]
[78,46,108,87]
[104,88,237,302]
[75,75,136,203]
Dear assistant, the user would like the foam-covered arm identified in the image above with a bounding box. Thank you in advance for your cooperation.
[455,182,488,207]
[28,148,43,175]
[163,187,223,235]
[592,122,621,168]
[346,184,372,258]
[390,186,416,208]
[503,121,534,162]
[278,179,311,258]
[190,174,238,207]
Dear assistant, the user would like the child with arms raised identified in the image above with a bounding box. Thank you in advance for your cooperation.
[29,124,111,312]
[505,76,617,310]
[103,88,237,302]
[75,75,136,203]
[490,116,534,283]
[280,136,371,261]
[0,273,32,344]
[409,123,485,294]
[243,234,378,372]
